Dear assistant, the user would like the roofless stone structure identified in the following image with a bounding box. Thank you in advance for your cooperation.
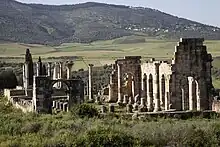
[3,38,217,114]
[108,38,213,111]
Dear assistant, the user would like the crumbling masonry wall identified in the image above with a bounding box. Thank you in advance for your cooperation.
[171,38,213,110]
[108,56,142,103]
[108,38,213,111]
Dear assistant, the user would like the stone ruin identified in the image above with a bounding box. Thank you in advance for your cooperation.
[4,49,84,114]
[105,38,214,112]
[3,38,218,115]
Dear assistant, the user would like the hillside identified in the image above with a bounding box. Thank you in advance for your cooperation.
[0,0,220,45]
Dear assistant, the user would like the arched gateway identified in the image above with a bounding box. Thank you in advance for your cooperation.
[32,76,84,113]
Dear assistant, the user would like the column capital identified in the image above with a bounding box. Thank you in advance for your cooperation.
[117,63,123,67]
[66,61,74,68]
[188,76,194,82]
[88,64,94,67]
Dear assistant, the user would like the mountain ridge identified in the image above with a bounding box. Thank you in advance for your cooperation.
[0,0,220,45]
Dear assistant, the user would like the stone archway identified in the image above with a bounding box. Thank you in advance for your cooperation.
[32,76,84,114]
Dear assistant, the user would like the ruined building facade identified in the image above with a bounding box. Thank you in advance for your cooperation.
[108,38,213,111]
[6,49,84,114]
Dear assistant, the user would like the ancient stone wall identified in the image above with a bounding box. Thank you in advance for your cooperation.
[171,38,213,110]
[141,60,172,111]
[108,56,142,103]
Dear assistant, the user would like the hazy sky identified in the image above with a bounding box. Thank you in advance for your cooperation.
[17,0,220,27]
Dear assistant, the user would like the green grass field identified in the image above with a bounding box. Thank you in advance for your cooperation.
[1,36,220,61]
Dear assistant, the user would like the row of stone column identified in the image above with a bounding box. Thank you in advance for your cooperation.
[35,61,74,80]
[52,101,68,112]
[143,74,171,112]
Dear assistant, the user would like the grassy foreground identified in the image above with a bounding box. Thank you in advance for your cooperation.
[0,97,220,147]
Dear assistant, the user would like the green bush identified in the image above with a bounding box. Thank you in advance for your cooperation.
[75,127,135,147]
[72,104,99,118]
[21,122,42,134]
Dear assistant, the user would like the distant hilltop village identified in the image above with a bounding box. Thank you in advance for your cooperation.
[3,38,220,116]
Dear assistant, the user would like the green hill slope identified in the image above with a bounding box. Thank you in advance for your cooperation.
[0,0,220,45]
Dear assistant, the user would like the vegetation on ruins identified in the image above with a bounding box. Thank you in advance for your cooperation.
[1,0,220,45]
[0,96,220,146]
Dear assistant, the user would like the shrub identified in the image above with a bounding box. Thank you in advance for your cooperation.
[21,122,42,134]
[71,104,99,118]
[75,127,135,147]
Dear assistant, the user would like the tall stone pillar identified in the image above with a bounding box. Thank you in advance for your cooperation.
[47,62,52,77]
[188,77,194,111]
[147,75,153,112]
[36,57,42,76]
[108,72,114,102]
[24,62,29,90]
[165,76,171,111]
[117,64,123,104]
[66,61,74,79]
[196,81,201,111]
[23,64,26,88]
[52,62,58,80]
[59,62,63,79]
[36,62,40,76]
[132,76,135,99]
[88,64,94,101]
[142,74,147,99]
[57,62,63,88]
[154,63,160,112]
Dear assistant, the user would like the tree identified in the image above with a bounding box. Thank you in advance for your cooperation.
[0,70,18,89]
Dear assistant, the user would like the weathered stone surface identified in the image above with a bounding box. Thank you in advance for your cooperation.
[109,104,115,113]
[7,38,215,114]
[126,104,133,113]
[138,98,148,112]
[123,95,129,105]
[101,105,107,113]
[109,38,213,112]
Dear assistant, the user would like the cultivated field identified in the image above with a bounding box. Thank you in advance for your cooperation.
[1,36,220,87]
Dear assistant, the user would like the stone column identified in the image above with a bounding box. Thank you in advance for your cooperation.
[88,64,94,101]
[154,63,160,112]
[165,75,171,111]
[36,57,42,76]
[66,61,74,79]
[63,102,68,112]
[108,71,115,102]
[147,76,153,112]
[47,62,52,77]
[196,81,201,111]
[36,62,40,76]
[52,62,58,80]
[58,62,63,88]
[24,62,29,94]
[59,62,63,79]
[188,77,194,111]
[132,76,135,99]
[117,64,123,104]
[23,64,26,88]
